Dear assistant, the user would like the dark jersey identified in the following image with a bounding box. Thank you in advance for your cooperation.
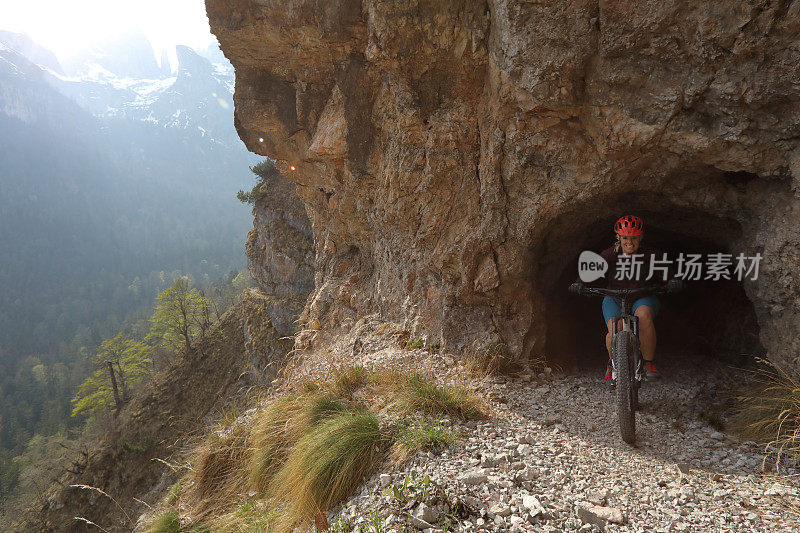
[591,244,668,289]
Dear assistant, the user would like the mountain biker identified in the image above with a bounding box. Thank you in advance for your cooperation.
[575,215,667,385]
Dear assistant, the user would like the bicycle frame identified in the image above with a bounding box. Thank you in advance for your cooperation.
[579,285,667,381]
[609,295,642,382]
[570,282,675,444]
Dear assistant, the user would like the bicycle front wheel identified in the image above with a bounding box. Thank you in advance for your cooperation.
[612,331,637,444]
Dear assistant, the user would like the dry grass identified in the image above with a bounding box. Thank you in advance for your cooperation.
[248,391,350,495]
[189,390,352,525]
[463,341,544,379]
[71,483,133,530]
[464,342,514,377]
[248,393,311,495]
[190,422,251,514]
[298,379,321,392]
[389,371,484,419]
[205,500,279,533]
[268,409,387,530]
[179,349,483,530]
[330,363,369,398]
[366,365,486,420]
[733,360,800,469]
[367,365,402,390]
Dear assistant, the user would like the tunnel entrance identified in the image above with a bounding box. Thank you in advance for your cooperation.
[535,191,765,371]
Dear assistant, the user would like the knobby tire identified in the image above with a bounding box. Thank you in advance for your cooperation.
[612,331,636,444]
[632,343,641,411]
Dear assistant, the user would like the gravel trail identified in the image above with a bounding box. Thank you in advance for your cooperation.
[330,349,799,532]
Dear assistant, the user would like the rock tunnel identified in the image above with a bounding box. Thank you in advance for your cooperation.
[207,0,800,373]
[533,174,772,372]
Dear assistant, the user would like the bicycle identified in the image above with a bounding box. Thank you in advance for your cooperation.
[568,280,684,444]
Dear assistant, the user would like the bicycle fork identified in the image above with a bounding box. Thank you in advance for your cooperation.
[612,316,644,383]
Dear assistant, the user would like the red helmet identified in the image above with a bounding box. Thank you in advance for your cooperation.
[614,215,644,236]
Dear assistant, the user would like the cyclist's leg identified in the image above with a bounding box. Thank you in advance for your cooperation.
[602,297,622,360]
[632,296,661,361]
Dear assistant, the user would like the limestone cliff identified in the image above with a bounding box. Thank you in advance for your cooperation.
[245,165,315,337]
[208,0,800,369]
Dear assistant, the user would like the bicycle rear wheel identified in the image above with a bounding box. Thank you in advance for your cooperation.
[612,331,636,444]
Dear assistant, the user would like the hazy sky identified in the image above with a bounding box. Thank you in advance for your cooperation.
[0,0,216,68]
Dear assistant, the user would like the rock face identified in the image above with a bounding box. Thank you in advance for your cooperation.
[208,0,800,370]
[245,166,315,337]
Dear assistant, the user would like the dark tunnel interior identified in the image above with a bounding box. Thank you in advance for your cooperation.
[534,190,765,371]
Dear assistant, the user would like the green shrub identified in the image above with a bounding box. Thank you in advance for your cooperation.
[382,470,442,504]
[166,480,182,505]
[250,159,279,180]
[119,437,145,454]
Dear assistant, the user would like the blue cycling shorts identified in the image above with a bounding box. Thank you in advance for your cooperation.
[602,295,661,325]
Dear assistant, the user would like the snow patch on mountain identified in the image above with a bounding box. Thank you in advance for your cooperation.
[0,44,22,75]
[1,32,241,149]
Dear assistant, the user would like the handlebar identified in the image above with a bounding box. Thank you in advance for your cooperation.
[577,285,665,299]
[569,279,685,298]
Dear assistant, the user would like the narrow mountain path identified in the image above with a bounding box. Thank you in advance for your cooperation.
[330,347,800,532]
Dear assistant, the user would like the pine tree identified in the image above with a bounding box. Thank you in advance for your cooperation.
[236,159,277,204]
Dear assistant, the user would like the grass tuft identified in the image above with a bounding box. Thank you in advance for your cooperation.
[249,392,350,495]
[269,409,387,527]
[390,416,460,465]
[144,510,180,533]
[191,423,251,513]
[331,364,369,398]
[733,359,800,468]
[390,372,483,419]
[182,362,477,530]
[306,393,351,424]
[465,342,510,375]
[367,366,403,394]
[328,516,355,532]
[206,500,279,533]
[248,394,307,495]
[166,480,182,506]
[299,379,320,392]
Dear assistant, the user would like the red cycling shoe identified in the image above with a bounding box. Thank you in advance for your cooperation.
[605,361,616,390]
[643,361,661,381]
